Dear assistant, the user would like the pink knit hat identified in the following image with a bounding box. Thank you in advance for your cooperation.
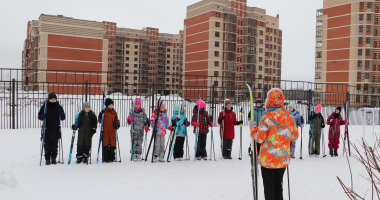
[315,104,322,112]
[225,99,232,106]
[196,99,206,109]
[135,98,142,105]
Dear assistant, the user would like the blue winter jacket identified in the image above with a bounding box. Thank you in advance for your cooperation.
[171,110,188,137]
[289,110,302,127]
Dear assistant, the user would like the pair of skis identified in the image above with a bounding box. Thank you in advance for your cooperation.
[39,89,49,166]
[246,83,258,200]
[145,97,163,163]
[342,101,351,156]
[130,100,135,161]
[68,104,81,164]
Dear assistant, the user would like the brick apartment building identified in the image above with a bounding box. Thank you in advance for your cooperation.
[184,0,282,100]
[315,0,380,105]
[22,14,183,95]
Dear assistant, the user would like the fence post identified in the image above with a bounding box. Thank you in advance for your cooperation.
[11,78,15,129]
[307,89,312,124]
[85,80,88,102]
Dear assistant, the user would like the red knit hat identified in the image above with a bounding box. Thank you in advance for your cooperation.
[265,88,285,110]
[225,99,232,106]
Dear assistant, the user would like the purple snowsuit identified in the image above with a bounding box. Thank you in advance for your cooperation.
[289,110,302,156]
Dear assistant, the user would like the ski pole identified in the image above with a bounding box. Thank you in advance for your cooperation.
[300,127,303,160]
[287,167,290,200]
[59,116,64,164]
[116,130,121,162]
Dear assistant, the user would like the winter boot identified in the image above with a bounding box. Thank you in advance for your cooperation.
[174,158,180,161]
[334,149,338,157]
[291,155,295,159]
[179,157,183,161]
[46,158,51,165]
[196,156,201,160]
[137,155,142,162]
[133,155,138,162]
[329,149,333,156]
[158,157,165,163]
[153,156,158,163]
[83,156,88,164]
[223,156,228,159]
[51,157,57,165]
[76,157,83,164]
[202,157,207,160]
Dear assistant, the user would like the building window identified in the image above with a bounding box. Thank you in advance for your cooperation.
[259,66,262,71]
[366,49,371,55]
[259,39,263,44]
[214,71,219,77]
[357,72,362,78]
[359,25,363,32]
[259,48,263,53]
[126,63,129,67]
[359,37,363,44]
[368,2,372,8]
[359,14,364,20]
[376,30,378,36]
[135,45,138,49]
[358,49,362,55]
[214,61,219,66]
[375,41,377,47]
[367,14,372,20]
[134,64,137,68]
[134,57,138,61]
[377,6,379,12]
[316,20,323,27]
[315,52,322,58]
[260,30,263,35]
[126,57,130,61]
[216,12,220,17]
[315,72,321,79]
[316,30,323,37]
[315,62,322,68]
[358,60,362,67]
[214,51,219,57]
[259,57,263,62]
[365,60,370,67]
[364,84,369,90]
[374,53,377,59]
[215,31,220,37]
[316,9,323,16]
[373,77,376,82]
[215,41,219,47]
[365,73,369,79]
[360,2,364,9]
[215,22,220,27]
[134,51,138,55]
[367,25,371,32]
[126,44,130,48]
[374,65,377,70]
[316,41,322,47]
[366,37,371,44]
[376,18,378,24]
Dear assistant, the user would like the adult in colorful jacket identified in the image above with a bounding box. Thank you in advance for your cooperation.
[191,99,213,160]
[326,106,347,157]
[249,88,299,200]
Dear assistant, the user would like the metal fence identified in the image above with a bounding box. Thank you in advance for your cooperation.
[1,68,379,129]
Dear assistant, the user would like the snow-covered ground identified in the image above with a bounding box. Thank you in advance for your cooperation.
[0,125,377,200]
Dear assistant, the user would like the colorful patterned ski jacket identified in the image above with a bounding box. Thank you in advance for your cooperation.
[150,110,169,136]
[191,105,211,134]
[250,108,299,169]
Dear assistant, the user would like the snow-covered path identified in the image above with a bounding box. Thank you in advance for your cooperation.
[0,125,377,199]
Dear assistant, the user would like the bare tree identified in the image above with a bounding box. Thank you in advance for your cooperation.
[337,136,380,199]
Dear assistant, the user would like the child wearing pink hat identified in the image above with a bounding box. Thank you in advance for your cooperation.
[191,99,213,160]
[308,104,325,158]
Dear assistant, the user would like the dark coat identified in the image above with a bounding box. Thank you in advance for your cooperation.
[77,110,98,146]
[38,101,65,140]
[218,107,238,140]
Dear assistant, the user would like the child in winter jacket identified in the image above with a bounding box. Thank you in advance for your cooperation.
[218,99,243,159]
[327,106,347,157]
[127,98,149,162]
[72,102,98,164]
[38,92,66,165]
[191,99,213,160]
[249,88,298,200]
[150,99,171,162]
[248,99,266,155]
[288,102,304,158]
[172,103,190,161]
[308,104,325,158]
[98,98,120,163]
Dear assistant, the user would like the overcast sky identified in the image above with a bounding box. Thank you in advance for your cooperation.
[0,0,323,82]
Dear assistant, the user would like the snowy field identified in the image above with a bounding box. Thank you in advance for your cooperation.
[0,125,378,200]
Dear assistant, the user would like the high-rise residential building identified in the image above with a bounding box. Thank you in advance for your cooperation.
[22,14,183,95]
[184,0,282,101]
[315,0,380,104]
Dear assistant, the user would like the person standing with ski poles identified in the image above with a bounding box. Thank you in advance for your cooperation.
[98,98,120,163]
[308,104,325,158]
[38,92,66,165]
[217,99,243,159]
[326,106,347,157]
[191,99,213,160]
[248,99,266,156]
[127,98,149,162]
[171,103,190,161]
[288,102,304,159]
[249,88,298,200]
[71,102,97,164]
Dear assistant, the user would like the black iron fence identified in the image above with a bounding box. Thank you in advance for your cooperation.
[1,68,379,129]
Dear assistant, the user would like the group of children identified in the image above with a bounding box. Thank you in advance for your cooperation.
[38,91,348,166]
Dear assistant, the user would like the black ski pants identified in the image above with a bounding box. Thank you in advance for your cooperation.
[44,137,59,160]
[195,133,207,158]
[261,166,286,200]
[223,139,233,157]
[174,137,185,159]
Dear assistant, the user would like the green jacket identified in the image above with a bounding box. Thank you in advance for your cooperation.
[308,112,325,135]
